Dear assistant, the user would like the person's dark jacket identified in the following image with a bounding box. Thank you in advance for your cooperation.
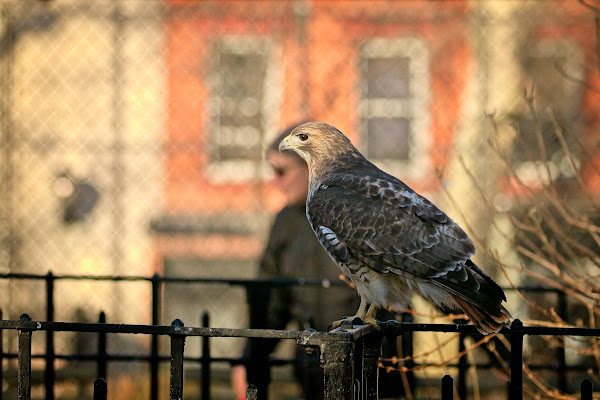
[246,203,358,399]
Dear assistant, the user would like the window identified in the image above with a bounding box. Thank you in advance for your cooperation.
[359,38,430,178]
[512,40,583,185]
[207,37,281,181]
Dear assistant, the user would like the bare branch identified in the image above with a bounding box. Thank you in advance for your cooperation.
[578,0,600,13]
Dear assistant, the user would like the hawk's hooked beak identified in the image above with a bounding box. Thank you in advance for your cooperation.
[278,136,292,153]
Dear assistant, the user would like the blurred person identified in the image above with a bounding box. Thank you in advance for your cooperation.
[231,124,359,400]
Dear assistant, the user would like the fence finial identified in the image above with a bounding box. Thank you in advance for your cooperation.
[581,378,592,400]
[441,375,454,400]
[94,378,107,400]
[246,384,258,400]
[19,314,31,322]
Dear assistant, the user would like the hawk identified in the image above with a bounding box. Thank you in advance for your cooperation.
[279,122,511,334]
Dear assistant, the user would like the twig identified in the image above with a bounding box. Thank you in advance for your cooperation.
[550,109,600,211]
[382,333,461,364]
[496,258,562,322]
[382,334,495,373]
[523,87,554,187]
[555,60,600,95]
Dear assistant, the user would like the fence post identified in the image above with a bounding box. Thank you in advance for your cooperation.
[441,375,454,400]
[17,314,32,400]
[320,339,354,400]
[581,378,592,400]
[457,331,468,400]
[400,312,415,393]
[201,312,210,400]
[45,271,55,400]
[151,273,161,400]
[360,330,381,400]
[245,384,258,400]
[97,312,107,380]
[509,319,524,400]
[0,309,3,400]
[556,290,568,393]
[170,319,185,400]
[94,378,107,400]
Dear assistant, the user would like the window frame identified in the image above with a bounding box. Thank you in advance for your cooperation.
[206,36,282,182]
[512,39,584,186]
[359,37,431,179]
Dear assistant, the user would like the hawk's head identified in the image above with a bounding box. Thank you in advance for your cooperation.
[278,122,354,168]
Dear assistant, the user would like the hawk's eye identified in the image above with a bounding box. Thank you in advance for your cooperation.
[297,133,309,141]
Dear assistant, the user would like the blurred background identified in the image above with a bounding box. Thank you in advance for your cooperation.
[0,0,599,398]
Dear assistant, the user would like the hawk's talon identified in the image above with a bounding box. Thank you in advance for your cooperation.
[328,319,345,331]
[362,317,382,330]
[328,317,354,331]
[328,316,381,331]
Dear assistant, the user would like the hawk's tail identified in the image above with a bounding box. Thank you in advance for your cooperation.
[438,259,512,335]
[450,294,512,334]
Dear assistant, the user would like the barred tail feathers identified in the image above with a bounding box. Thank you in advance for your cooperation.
[450,294,512,334]
[426,260,512,335]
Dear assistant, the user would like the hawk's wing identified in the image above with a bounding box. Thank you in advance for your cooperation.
[308,170,502,305]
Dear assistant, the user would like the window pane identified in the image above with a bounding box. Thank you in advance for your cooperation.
[213,47,267,162]
[521,56,567,109]
[366,118,410,160]
[220,53,266,100]
[215,123,262,160]
[366,57,410,98]
[512,49,581,179]
[514,118,561,162]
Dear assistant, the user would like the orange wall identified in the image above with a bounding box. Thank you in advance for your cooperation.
[164,0,471,216]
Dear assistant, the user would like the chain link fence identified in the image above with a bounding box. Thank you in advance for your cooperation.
[0,0,599,398]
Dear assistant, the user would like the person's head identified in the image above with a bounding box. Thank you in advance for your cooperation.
[267,123,310,206]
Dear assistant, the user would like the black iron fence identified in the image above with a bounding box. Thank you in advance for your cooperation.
[0,272,598,399]
[1,315,599,400]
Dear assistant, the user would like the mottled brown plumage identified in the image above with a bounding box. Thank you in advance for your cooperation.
[279,122,511,334]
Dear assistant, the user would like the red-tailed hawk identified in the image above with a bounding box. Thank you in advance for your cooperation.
[279,122,511,334]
